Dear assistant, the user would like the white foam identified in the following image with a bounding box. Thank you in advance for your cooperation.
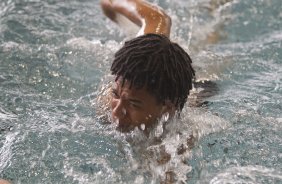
[210,165,282,183]
[0,132,18,173]
[0,108,17,120]
[115,13,140,37]
[112,0,141,37]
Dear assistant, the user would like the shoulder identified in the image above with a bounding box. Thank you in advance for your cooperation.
[0,179,11,184]
[188,80,219,107]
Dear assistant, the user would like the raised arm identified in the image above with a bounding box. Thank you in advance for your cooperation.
[100,0,171,37]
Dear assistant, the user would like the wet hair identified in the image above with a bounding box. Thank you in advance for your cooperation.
[111,34,195,110]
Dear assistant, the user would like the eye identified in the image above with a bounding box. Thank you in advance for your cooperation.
[111,88,119,99]
[129,101,142,109]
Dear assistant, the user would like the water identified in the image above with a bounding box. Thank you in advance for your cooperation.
[0,0,281,183]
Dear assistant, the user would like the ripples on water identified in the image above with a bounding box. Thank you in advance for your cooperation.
[0,0,281,183]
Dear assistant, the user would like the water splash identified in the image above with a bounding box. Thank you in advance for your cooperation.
[0,108,17,120]
[0,132,18,173]
[210,165,282,184]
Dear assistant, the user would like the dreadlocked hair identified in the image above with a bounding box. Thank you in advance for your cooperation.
[111,34,195,110]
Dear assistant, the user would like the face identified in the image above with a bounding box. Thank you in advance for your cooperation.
[110,79,168,132]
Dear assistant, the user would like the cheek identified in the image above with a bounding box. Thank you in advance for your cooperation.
[124,110,143,124]
[110,98,117,110]
[130,110,158,125]
[145,107,163,121]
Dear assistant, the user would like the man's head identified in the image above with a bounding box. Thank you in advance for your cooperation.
[110,34,195,131]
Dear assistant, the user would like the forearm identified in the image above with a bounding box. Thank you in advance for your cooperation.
[134,0,171,36]
[100,0,171,37]
[101,0,141,25]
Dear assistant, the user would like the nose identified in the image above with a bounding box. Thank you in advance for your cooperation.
[111,99,127,120]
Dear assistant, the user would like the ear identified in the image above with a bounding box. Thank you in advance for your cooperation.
[161,100,176,117]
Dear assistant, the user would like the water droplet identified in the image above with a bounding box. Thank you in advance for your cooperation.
[122,108,127,116]
[161,112,169,122]
[140,124,145,131]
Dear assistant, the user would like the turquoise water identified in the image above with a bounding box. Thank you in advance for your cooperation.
[0,0,281,183]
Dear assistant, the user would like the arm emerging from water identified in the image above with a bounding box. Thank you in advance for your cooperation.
[100,0,171,37]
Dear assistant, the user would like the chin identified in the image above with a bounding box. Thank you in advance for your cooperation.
[116,123,135,133]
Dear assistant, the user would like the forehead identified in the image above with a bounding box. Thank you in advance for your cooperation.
[114,79,156,101]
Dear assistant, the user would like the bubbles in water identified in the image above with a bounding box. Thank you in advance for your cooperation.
[154,121,164,138]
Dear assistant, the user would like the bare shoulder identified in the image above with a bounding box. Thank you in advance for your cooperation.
[0,179,11,184]
[188,80,219,107]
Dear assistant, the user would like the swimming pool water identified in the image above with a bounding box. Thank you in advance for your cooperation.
[0,0,281,183]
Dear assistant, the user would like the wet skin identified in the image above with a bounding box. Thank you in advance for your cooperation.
[110,79,167,132]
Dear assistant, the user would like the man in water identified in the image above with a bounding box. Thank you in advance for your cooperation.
[100,0,195,133]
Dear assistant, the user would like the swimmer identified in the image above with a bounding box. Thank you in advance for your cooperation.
[100,0,195,133]
[100,2,198,182]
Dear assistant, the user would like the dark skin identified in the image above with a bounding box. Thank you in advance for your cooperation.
[111,79,175,132]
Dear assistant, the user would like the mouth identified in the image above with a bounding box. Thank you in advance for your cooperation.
[111,117,135,132]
